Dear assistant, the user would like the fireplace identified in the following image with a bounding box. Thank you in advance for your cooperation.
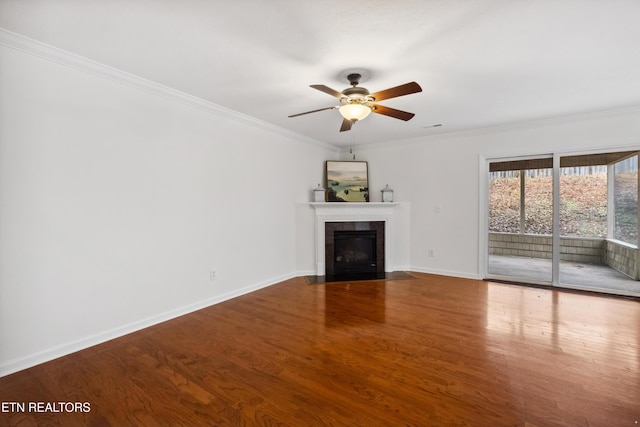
[325,221,385,280]
[310,202,398,278]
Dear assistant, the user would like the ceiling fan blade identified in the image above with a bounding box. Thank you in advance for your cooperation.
[288,106,337,118]
[371,104,416,121]
[339,118,353,132]
[310,85,344,99]
[369,82,422,102]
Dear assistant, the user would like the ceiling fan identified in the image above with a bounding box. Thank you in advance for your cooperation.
[288,73,422,132]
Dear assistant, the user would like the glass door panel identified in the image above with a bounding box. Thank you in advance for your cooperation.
[558,153,640,294]
[488,159,553,283]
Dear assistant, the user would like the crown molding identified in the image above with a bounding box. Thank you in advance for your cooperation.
[341,104,640,154]
[0,27,337,151]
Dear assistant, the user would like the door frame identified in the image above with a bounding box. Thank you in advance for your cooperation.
[480,146,640,296]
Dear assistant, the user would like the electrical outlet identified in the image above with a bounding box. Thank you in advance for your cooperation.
[209,270,217,281]
[428,249,435,258]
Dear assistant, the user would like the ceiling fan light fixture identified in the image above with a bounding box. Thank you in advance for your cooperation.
[339,103,371,121]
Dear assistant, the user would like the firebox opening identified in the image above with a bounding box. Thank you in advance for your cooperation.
[334,230,377,276]
[324,221,386,281]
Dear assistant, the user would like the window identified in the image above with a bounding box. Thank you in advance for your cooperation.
[489,158,553,235]
[489,170,520,233]
[559,165,607,237]
[613,155,638,245]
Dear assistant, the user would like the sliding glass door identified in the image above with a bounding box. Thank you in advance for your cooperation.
[485,151,640,297]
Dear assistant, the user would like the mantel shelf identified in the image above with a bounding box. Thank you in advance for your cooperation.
[309,202,399,209]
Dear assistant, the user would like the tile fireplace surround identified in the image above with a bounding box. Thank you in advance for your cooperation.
[310,202,398,277]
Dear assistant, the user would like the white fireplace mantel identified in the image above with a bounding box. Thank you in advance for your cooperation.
[310,202,398,276]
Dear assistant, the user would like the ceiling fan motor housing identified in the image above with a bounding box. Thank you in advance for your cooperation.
[341,86,372,106]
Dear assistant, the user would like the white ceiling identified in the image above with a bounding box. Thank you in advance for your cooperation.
[2,0,640,147]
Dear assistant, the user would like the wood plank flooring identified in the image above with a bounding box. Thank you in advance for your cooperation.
[1,273,639,426]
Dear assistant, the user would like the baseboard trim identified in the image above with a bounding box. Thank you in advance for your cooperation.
[0,272,294,378]
[410,266,482,281]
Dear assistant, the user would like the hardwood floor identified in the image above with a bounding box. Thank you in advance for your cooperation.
[1,273,639,426]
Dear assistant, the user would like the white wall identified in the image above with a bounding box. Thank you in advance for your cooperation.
[3,30,640,377]
[343,109,640,279]
[0,39,337,375]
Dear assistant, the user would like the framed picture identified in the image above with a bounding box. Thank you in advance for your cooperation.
[325,161,369,202]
